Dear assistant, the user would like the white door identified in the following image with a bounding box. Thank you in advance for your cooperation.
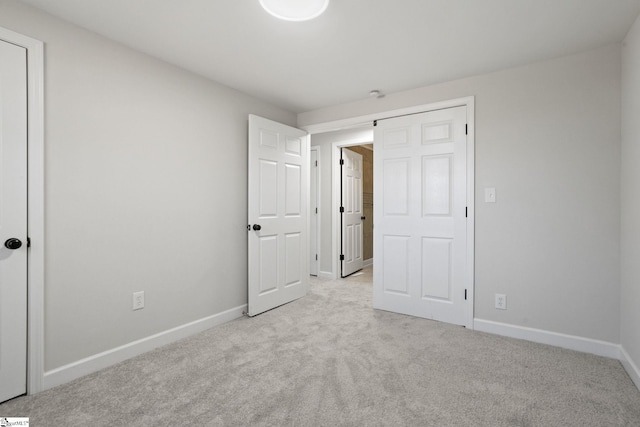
[0,39,28,403]
[373,106,470,326]
[310,148,319,276]
[248,115,309,316]
[341,148,363,277]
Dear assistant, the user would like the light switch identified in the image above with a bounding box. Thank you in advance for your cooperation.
[485,188,496,203]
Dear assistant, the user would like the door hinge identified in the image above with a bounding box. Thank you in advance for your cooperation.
[464,289,468,300]
[340,206,344,213]
[340,254,345,261]
[339,159,344,165]
[315,160,318,167]
[27,237,31,248]
[465,207,467,218]
[465,124,468,135]
[316,254,318,260]
[373,120,378,127]
[315,207,318,214]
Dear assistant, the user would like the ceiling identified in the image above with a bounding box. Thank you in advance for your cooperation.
[19,0,640,113]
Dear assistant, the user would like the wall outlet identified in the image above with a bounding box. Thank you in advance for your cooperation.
[133,291,145,310]
[495,293,507,310]
[485,187,496,203]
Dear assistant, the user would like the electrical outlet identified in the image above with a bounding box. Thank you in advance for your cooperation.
[495,293,507,310]
[485,187,496,203]
[133,291,145,310]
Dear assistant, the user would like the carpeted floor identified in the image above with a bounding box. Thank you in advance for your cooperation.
[2,266,639,426]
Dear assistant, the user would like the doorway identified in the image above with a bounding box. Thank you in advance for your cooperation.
[302,97,475,329]
[308,127,374,280]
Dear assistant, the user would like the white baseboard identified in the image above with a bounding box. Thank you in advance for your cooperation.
[318,271,335,280]
[363,258,373,267]
[43,304,246,391]
[473,318,621,359]
[620,346,640,391]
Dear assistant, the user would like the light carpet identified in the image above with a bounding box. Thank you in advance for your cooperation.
[2,266,639,426]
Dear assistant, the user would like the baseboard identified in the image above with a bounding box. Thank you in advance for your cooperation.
[363,258,373,267]
[318,271,335,280]
[43,304,246,391]
[620,346,640,391]
[473,318,621,359]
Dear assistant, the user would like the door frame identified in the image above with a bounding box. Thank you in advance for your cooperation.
[310,145,321,276]
[301,96,475,329]
[0,26,45,394]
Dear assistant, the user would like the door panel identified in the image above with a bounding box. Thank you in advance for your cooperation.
[422,155,452,215]
[341,148,363,277]
[285,232,302,286]
[382,235,410,294]
[373,106,469,326]
[383,158,410,215]
[285,164,301,215]
[248,115,309,316]
[421,237,452,300]
[0,39,28,403]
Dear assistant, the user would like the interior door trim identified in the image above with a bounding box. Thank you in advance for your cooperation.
[0,26,45,395]
[310,145,321,276]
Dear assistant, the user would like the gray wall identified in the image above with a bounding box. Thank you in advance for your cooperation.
[300,44,622,344]
[0,0,296,371]
[621,15,640,381]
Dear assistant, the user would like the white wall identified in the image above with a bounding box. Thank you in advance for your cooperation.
[311,128,373,277]
[621,14,640,387]
[0,0,295,374]
[300,45,622,344]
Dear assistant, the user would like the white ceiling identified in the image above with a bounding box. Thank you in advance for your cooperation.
[20,0,640,113]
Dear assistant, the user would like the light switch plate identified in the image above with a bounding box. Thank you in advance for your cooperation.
[485,188,496,203]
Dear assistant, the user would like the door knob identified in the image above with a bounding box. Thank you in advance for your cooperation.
[252,224,262,231]
[4,238,22,250]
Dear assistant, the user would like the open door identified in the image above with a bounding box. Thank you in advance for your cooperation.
[248,115,310,316]
[0,38,28,403]
[341,148,364,277]
[373,106,471,327]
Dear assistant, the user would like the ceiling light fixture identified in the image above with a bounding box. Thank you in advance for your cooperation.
[259,0,330,22]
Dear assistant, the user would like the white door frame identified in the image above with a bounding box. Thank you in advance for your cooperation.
[0,26,45,394]
[310,145,321,276]
[301,97,475,329]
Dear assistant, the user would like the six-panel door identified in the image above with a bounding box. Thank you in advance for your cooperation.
[341,148,364,277]
[373,106,469,326]
[248,115,309,316]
